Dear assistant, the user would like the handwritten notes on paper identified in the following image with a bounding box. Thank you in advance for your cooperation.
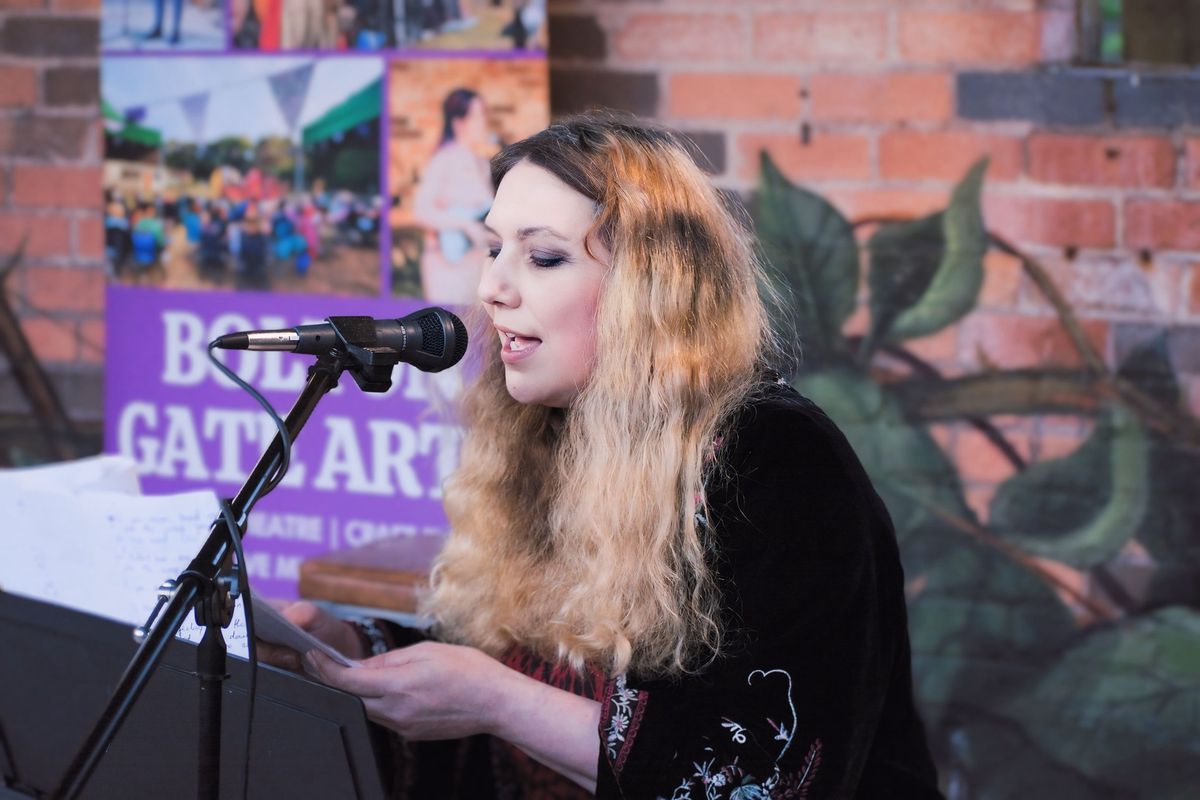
[0,455,250,657]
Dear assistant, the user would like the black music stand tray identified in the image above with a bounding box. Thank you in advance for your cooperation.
[0,592,389,799]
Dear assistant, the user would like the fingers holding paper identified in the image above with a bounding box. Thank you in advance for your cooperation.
[256,600,367,671]
[303,641,514,741]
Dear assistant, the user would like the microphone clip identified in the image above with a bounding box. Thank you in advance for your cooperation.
[324,315,402,393]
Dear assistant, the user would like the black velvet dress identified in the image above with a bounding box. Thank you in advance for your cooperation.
[386,382,942,799]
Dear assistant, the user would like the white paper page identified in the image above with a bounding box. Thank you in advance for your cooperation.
[0,486,251,658]
[0,454,142,495]
[254,601,358,668]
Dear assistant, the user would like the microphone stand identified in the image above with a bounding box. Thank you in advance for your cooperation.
[54,328,402,800]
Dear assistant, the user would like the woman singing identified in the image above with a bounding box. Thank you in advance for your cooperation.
[411,87,495,306]
[267,114,942,798]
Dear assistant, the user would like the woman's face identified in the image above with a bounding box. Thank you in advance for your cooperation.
[453,96,489,148]
[479,160,609,408]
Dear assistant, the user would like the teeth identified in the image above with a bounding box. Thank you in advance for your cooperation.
[498,330,534,353]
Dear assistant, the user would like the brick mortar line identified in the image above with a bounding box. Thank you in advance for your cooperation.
[582,56,999,70]
[868,127,879,183]
[9,259,105,271]
[2,156,105,167]
[0,58,101,71]
[0,10,101,19]
[885,8,899,62]
[0,107,102,118]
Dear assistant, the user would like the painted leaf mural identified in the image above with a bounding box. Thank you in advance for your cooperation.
[755,152,1200,798]
[755,152,858,365]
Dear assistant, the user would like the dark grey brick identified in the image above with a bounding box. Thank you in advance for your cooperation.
[1168,325,1200,373]
[550,68,658,117]
[1114,323,1200,375]
[1113,323,1163,364]
[53,367,104,421]
[957,71,1106,126]
[1112,75,1200,128]
[679,130,725,174]
[7,116,92,160]
[1,17,100,57]
[45,67,99,107]
[547,14,605,60]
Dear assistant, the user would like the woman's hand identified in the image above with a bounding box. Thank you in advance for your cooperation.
[302,641,509,741]
[304,641,603,790]
[256,600,367,672]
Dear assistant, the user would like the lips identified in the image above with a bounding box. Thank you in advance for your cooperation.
[496,326,542,363]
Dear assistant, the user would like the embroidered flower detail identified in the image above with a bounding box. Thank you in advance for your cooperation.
[721,719,748,745]
[729,785,769,800]
[654,668,822,800]
[604,675,647,771]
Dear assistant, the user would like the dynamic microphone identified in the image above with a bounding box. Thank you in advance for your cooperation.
[213,307,468,373]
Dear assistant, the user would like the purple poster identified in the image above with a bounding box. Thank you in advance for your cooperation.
[101,16,548,599]
[104,285,463,598]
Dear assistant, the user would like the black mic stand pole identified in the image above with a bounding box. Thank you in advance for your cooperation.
[53,345,374,800]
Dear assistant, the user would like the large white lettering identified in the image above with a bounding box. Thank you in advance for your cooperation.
[312,416,376,493]
[418,423,462,500]
[117,400,160,470]
[160,309,318,391]
[161,311,208,386]
[366,420,421,498]
[155,406,210,480]
[202,409,260,483]
[114,402,459,496]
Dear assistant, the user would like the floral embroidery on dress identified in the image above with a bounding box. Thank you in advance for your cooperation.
[602,674,648,775]
[655,668,822,800]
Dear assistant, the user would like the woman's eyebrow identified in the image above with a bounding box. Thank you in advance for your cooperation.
[517,226,569,241]
[481,221,570,242]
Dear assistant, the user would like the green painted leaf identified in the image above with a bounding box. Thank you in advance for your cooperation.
[1116,330,1180,407]
[988,406,1149,568]
[908,541,1078,726]
[864,158,988,354]
[793,367,969,571]
[1111,331,1200,577]
[1002,607,1200,798]
[940,715,1111,799]
[755,151,858,363]
[1140,436,1200,571]
[796,368,1078,735]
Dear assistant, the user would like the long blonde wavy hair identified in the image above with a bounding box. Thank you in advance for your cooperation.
[423,114,778,678]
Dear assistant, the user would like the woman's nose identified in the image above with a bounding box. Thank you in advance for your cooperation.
[478,250,518,308]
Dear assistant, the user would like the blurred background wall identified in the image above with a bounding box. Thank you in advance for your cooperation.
[2,0,1199,795]
[2,0,1198,471]
[0,0,103,460]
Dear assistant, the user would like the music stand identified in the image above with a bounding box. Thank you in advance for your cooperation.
[0,592,388,799]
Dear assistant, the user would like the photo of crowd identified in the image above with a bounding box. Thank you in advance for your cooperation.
[102,0,224,51]
[388,58,547,301]
[102,57,384,297]
[230,0,546,52]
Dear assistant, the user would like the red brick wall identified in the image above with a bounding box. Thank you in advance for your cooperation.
[0,0,104,423]
[547,0,1200,518]
[2,0,1199,476]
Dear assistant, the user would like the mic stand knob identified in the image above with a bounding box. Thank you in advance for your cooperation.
[133,580,179,644]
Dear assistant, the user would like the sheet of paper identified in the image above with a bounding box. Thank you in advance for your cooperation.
[0,484,251,658]
[254,601,358,668]
[0,454,142,495]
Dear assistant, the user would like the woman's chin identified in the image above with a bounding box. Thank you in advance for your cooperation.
[504,377,570,409]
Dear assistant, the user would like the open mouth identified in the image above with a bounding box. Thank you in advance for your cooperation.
[499,330,542,353]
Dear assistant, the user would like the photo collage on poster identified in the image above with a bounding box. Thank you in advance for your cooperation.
[99,2,550,598]
[101,0,550,301]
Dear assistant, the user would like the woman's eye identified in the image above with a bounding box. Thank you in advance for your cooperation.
[486,246,501,259]
[530,252,567,268]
